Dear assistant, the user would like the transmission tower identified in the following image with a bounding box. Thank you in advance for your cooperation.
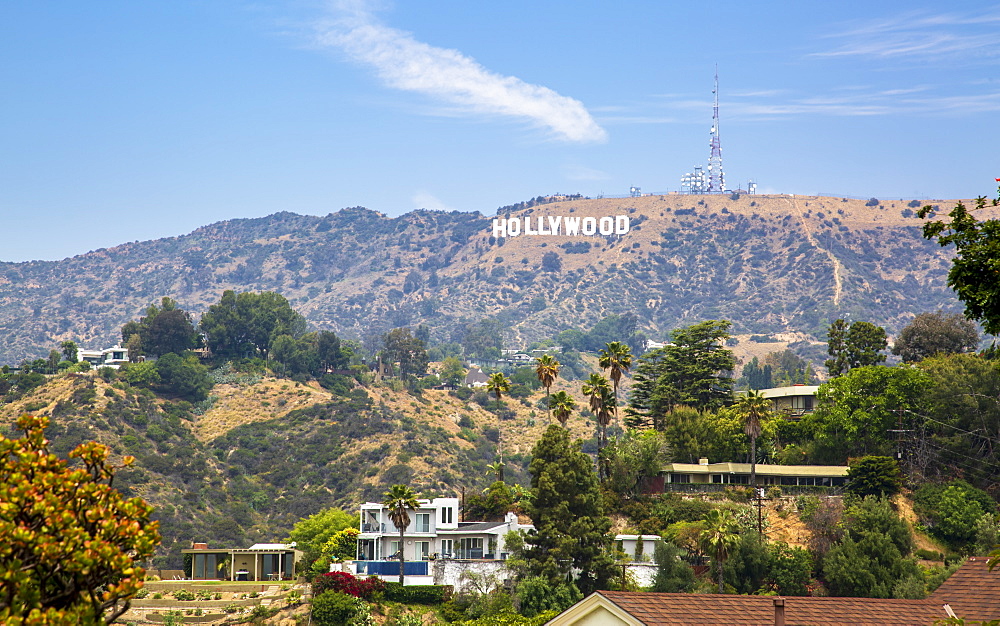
[707,68,725,193]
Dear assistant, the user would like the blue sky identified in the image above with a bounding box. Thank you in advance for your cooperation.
[2,1,998,262]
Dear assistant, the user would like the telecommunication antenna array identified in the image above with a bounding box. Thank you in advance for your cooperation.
[707,68,724,193]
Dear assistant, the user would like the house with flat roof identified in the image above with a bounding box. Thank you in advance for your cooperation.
[758,385,820,419]
[650,458,848,493]
[77,345,130,369]
[180,542,302,581]
[352,498,661,585]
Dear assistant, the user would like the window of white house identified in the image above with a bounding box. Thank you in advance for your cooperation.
[415,541,430,560]
[441,539,454,558]
[415,513,430,533]
[390,540,402,558]
[441,506,453,524]
[458,538,484,559]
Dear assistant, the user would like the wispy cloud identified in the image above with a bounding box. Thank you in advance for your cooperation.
[813,8,1000,60]
[411,191,453,211]
[314,2,606,143]
[563,164,610,181]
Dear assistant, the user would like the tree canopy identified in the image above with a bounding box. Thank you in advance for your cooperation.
[627,320,735,428]
[121,297,199,359]
[919,187,1000,335]
[523,425,614,597]
[0,414,160,624]
[892,310,980,363]
[825,319,888,376]
[199,290,306,359]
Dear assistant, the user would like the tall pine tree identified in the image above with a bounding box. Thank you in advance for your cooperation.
[523,425,615,596]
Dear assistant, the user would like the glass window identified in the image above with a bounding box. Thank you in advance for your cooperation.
[415,541,430,559]
[415,513,430,533]
[458,538,483,559]
[441,539,453,558]
[671,473,691,484]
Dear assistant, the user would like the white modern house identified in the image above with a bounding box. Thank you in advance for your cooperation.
[76,345,130,369]
[349,497,661,586]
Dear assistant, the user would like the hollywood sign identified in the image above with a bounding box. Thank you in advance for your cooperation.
[491,215,630,238]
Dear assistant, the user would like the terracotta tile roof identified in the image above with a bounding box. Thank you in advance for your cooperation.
[597,592,945,626]
[930,556,1000,621]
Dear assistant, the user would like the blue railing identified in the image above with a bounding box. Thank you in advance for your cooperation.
[355,561,428,576]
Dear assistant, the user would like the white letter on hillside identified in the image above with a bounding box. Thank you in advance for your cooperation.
[564,216,581,236]
[492,218,507,238]
[507,218,521,237]
[599,217,614,235]
[548,215,563,235]
[524,217,538,235]
[616,215,630,234]
[582,217,597,236]
[536,216,550,235]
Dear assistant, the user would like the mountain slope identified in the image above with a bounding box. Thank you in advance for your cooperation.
[0,195,977,363]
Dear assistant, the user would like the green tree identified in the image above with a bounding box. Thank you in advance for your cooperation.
[548,390,576,428]
[463,319,504,360]
[598,341,633,412]
[934,485,987,546]
[440,356,466,387]
[199,290,306,360]
[322,527,361,562]
[766,542,813,596]
[734,390,770,486]
[381,328,429,379]
[534,354,560,421]
[311,590,360,626]
[700,508,740,593]
[155,352,212,402]
[739,356,772,390]
[60,340,78,363]
[486,372,511,482]
[892,311,980,363]
[650,542,695,592]
[918,186,1000,335]
[286,508,358,567]
[382,485,418,585]
[523,425,615,597]
[121,297,199,359]
[626,320,735,428]
[845,456,903,499]
[799,365,931,463]
[825,319,888,376]
[764,349,816,386]
[600,430,668,499]
[0,414,160,624]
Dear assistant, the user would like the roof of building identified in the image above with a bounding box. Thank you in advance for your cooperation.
[929,556,1000,620]
[663,461,848,477]
[758,385,820,399]
[464,366,489,385]
[591,592,944,626]
[550,558,1000,625]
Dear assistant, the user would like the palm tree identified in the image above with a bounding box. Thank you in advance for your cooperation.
[582,374,616,455]
[549,390,577,428]
[486,372,511,482]
[534,354,561,421]
[485,460,505,482]
[735,389,770,489]
[700,508,739,593]
[382,484,419,585]
[599,341,633,423]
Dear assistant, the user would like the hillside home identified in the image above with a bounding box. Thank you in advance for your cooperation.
[76,345,130,369]
[758,384,819,419]
[547,556,1000,625]
[181,542,302,581]
[353,497,527,585]
[352,498,662,585]
[464,366,490,388]
[651,458,848,492]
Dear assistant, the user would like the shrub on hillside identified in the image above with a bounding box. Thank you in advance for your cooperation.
[311,590,360,625]
[312,571,385,600]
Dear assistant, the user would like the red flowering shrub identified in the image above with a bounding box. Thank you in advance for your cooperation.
[312,571,385,600]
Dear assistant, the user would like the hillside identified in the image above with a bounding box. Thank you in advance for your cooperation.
[0,366,605,568]
[0,194,983,365]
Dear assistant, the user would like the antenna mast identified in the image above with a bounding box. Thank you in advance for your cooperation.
[707,67,724,193]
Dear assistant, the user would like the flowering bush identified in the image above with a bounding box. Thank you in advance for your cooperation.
[312,571,385,600]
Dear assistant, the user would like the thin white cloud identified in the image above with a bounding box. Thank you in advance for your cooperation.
[563,164,611,181]
[411,191,453,211]
[813,8,1000,60]
[314,3,606,143]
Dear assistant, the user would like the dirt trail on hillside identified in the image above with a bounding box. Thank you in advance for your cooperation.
[787,197,844,306]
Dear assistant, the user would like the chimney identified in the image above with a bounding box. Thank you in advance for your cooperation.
[192,542,208,550]
[699,458,709,465]
[773,597,785,626]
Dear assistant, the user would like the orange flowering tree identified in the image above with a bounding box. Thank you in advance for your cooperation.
[0,414,160,624]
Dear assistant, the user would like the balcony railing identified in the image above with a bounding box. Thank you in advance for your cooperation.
[361,523,386,533]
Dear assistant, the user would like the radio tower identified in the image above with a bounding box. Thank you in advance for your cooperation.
[707,67,724,193]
